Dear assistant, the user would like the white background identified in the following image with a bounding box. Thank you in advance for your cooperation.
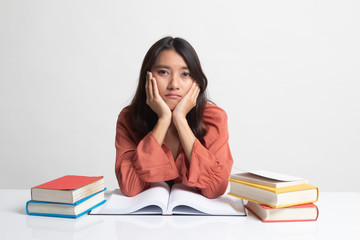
[1,0,359,192]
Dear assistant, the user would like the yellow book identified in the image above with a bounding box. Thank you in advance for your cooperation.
[228,178,319,208]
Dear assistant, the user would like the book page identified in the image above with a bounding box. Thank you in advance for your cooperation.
[90,182,170,214]
[248,170,306,182]
[167,183,246,216]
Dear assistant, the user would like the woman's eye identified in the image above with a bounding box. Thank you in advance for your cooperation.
[158,70,168,75]
[182,72,190,77]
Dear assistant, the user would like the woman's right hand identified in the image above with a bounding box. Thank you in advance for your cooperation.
[145,71,172,121]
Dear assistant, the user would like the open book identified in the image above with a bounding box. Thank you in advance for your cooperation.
[90,182,246,216]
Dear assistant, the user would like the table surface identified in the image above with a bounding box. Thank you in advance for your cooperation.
[1,189,359,240]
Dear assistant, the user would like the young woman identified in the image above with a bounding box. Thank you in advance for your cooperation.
[115,37,233,199]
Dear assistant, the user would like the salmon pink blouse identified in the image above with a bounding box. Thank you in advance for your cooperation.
[115,103,233,199]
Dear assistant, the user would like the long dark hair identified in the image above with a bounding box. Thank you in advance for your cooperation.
[130,37,209,139]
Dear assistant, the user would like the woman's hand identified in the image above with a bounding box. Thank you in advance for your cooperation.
[145,71,172,121]
[172,81,200,120]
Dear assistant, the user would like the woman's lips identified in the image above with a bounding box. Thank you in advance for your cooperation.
[165,93,181,99]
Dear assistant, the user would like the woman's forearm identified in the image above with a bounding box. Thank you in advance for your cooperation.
[151,117,171,145]
[173,115,196,162]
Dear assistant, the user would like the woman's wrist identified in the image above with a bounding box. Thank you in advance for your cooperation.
[172,112,187,128]
[172,113,196,162]
[152,116,171,145]
[158,115,172,127]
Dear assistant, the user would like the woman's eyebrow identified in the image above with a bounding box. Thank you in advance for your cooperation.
[153,65,189,70]
[153,65,170,69]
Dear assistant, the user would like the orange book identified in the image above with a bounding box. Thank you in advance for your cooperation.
[246,202,319,222]
[31,175,104,204]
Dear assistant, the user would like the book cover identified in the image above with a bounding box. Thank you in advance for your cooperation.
[228,178,318,194]
[33,175,104,190]
[31,175,105,204]
[230,170,308,188]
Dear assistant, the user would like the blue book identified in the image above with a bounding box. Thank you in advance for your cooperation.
[26,188,106,218]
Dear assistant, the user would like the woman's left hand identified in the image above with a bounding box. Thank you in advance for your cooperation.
[172,81,200,120]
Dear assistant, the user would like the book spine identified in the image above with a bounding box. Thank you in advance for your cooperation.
[314,204,320,221]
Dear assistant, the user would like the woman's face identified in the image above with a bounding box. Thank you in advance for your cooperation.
[151,49,195,110]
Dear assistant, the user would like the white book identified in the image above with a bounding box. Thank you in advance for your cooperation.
[230,170,308,188]
[90,182,246,216]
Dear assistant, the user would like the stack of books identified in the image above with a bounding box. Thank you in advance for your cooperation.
[228,170,319,222]
[26,175,106,218]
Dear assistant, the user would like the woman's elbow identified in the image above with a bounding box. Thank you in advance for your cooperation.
[118,179,150,197]
[200,180,228,199]
[120,187,140,197]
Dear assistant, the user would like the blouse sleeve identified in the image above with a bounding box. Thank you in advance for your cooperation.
[115,108,179,197]
[176,105,233,199]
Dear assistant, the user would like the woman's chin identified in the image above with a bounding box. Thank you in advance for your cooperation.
[166,102,178,111]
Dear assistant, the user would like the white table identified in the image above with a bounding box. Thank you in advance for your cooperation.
[1,190,359,240]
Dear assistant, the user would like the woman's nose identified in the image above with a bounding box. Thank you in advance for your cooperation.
[168,74,180,90]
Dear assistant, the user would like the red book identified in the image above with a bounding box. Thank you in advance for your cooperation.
[246,201,319,222]
[31,175,104,204]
